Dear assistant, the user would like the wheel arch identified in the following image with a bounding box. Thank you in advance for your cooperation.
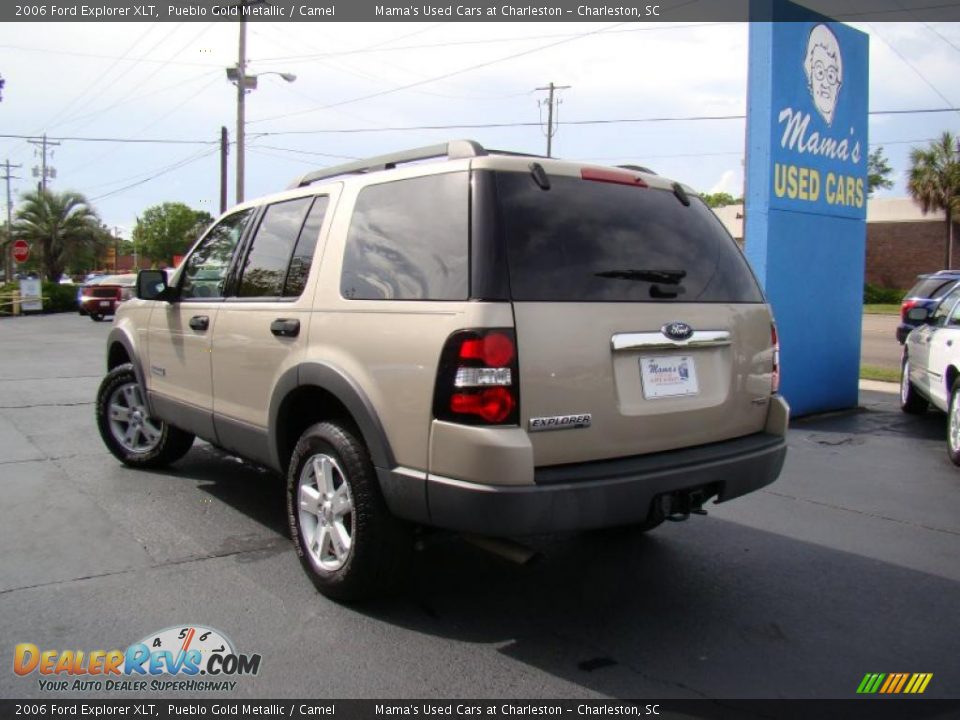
[946,365,960,396]
[106,328,148,404]
[269,363,395,475]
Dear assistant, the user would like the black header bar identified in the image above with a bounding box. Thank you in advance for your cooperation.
[4,0,960,23]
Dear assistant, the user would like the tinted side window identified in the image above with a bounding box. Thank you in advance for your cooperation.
[181,209,254,300]
[238,197,314,298]
[284,196,329,297]
[340,172,468,300]
[496,172,763,303]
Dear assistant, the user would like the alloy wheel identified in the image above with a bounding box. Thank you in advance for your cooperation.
[298,453,354,572]
[107,382,162,454]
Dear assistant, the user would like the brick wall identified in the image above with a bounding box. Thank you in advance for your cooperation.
[866,220,960,289]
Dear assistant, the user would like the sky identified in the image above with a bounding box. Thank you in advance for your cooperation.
[0,20,958,236]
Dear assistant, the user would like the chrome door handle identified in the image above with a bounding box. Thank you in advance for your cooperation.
[189,315,209,331]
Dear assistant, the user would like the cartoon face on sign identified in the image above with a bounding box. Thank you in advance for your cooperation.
[804,24,843,126]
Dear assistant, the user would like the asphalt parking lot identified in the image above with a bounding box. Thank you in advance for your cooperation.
[0,313,957,700]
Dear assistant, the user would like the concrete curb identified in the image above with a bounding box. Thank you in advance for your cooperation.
[860,379,899,394]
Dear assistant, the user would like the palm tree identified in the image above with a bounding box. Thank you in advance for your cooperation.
[14,189,100,281]
[907,132,960,269]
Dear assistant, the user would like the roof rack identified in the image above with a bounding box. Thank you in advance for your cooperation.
[617,164,658,175]
[287,139,487,189]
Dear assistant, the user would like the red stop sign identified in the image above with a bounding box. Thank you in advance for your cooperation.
[12,239,29,263]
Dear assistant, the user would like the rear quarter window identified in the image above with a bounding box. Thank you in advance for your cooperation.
[340,172,469,301]
[495,171,763,303]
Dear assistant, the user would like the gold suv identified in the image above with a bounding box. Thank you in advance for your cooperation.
[96,141,789,600]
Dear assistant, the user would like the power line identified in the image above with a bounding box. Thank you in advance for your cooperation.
[922,22,960,55]
[0,43,220,68]
[253,23,721,65]
[249,21,632,125]
[0,133,217,145]
[89,147,219,202]
[250,107,960,138]
[868,23,960,117]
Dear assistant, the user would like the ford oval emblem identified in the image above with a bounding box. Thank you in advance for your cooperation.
[662,321,694,341]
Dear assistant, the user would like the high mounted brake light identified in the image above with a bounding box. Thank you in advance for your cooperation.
[580,168,648,188]
[433,329,520,426]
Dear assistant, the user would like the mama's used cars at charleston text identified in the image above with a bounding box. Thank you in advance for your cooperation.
[95,140,788,600]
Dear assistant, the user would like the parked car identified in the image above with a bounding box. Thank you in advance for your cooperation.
[78,274,136,321]
[95,140,788,600]
[901,282,960,465]
[896,271,960,343]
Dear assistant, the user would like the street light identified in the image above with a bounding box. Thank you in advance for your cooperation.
[227,20,296,204]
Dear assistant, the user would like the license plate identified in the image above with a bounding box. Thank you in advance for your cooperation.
[640,355,699,399]
[99,301,110,307]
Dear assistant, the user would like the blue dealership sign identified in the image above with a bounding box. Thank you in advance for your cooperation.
[769,22,869,218]
[745,3,869,415]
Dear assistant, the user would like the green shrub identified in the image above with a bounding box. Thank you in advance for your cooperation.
[41,281,79,313]
[864,283,904,305]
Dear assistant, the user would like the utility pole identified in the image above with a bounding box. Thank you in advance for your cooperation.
[236,17,247,204]
[27,134,60,192]
[2,160,21,281]
[114,226,121,273]
[535,82,570,158]
[220,126,229,214]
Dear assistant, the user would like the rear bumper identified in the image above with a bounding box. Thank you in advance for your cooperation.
[420,431,786,536]
[80,297,118,315]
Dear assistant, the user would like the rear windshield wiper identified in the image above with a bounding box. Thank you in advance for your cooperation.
[594,269,687,285]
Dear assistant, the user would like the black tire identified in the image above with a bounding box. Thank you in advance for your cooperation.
[900,357,928,415]
[96,364,194,468]
[947,380,960,467]
[90,313,104,322]
[286,422,411,602]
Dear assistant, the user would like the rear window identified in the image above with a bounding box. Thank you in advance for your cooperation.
[906,277,957,300]
[496,171,763,303]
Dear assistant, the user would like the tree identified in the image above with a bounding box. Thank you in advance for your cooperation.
[907,132,960,268]
[13,189,100,281]
[867,146,894,196]
[701,192,741,208]
[133,203,213,265]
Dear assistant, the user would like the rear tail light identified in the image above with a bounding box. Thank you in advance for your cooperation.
[901,299,918,320]
[433,329,520,425]
[771,322,780,394]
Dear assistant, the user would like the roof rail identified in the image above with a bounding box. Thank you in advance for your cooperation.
[287,139,487,188]
[617,164,658,175]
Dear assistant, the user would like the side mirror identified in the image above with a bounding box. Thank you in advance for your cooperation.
[906,306,931,323]
[137,269,173,301]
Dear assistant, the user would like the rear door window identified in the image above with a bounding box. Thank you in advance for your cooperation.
[495,171,763,303]
[237,197,314,298]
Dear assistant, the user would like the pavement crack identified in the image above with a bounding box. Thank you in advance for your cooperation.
[0,538,290,597]
[0,375,101,382]
[761,489,960,537]
[0,401,95,409]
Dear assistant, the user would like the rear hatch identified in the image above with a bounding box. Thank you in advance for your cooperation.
[491,167,775,467]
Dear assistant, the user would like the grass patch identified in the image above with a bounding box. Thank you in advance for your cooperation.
[861,365,900,383]
[863,304,900,315]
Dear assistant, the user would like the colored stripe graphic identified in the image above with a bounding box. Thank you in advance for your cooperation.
[856,673,932,694]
